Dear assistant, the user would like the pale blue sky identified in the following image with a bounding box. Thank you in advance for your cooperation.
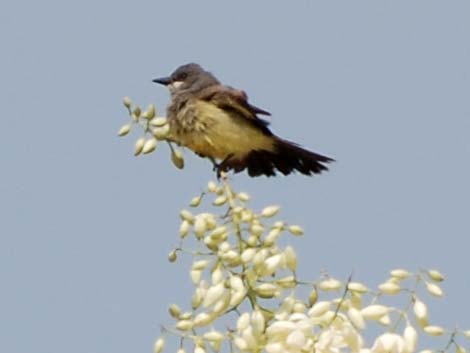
[1,1,469,353]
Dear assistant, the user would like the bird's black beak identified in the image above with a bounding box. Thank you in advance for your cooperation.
[152,76,172,85]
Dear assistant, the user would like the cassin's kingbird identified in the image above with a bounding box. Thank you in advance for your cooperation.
[153,63,334,177]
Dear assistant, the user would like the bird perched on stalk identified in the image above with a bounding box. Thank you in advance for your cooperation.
[153,63,334,177]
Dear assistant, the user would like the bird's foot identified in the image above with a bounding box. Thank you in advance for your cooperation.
[210,155,234,180]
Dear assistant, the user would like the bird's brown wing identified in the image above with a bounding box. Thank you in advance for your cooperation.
[196,85,272,135]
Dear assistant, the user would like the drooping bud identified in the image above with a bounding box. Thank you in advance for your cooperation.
[171,149,185,169]
[134,137,145,156]
[142,138,157,154]
[153,337,165,353]
[118,123,132,136]
[123,96,132,108]
[168,250,177,262]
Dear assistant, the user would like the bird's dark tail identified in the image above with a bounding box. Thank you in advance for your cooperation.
[225,138,334,177]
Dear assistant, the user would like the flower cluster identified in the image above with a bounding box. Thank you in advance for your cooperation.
[118,98,469,353]
[153,178,469,353]
[118,97,184,169]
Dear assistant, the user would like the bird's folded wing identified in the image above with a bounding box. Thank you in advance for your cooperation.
[196,85,272,134]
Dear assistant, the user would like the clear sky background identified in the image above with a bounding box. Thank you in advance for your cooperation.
[1,1,469,353]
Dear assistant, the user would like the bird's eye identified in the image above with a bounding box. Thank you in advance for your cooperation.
[178,72,188,80]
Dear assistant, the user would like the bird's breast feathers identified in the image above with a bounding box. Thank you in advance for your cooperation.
[169,100,274,160]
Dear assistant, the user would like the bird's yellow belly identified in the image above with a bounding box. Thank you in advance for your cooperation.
[170,100,274,160]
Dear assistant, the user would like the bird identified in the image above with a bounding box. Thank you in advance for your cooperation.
[153,63,334,178]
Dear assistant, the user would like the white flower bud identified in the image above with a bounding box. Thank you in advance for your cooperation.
[123,96,132,108]
[255,283,278,298]
[428,270,444,282]
[192,260,209,271]
[318,278,342,291]
[288,225,304,236]
[261,205,280,218]
[250,224,264,237]
[169,304,181,318]
[378,314,391,326]
[266,320,296,338]
[237,192,251,201]
[152,124,170,140]
[192,289,203,310]
[212,195,227,206]
[390,269,411,279]
[413,299,428,327]
[203,282,225,307]
[171,149,184,169]
[234,337,248,351]
[133,106,141,118]
[142,138,157,154]
[308,288,318,306]
[253,249,268,268]
[404,325,417,353]
[145,104,156,119]
[212,291,230,313]
[361,305,389,320]
[176,319,193,331]
[211,267,223,284]
[463,330,470,338]
[348,282,368,294]
[371,333,405,353]
[308,301,331,317]
[276,275,296,289]
[262,254,283,276]
[426,283,443,297]
[378,281,401,295]
[264,228,281,245]
[150,117,168,127]
[189,195,202,207]
[283,246,297,271]
[237,313,250,331]
[179,220,190,238]
[177,348,186,353]
[180,210,194,223]
[194,216,207,238]
[118,123,132,136]
[168,250,177,262]
[179,311,193,320]
[423,326,444,336]
[265,343,284,353]
[348,307,365,330]
[193,312,214,327]
[190,270,202,284]
[286,329,306,350]
[134,137,145,156]
[251,310,265,335]
[241,248,256,264]
[230,275,245,292]
[204,330,224,342]
[154,338,165,353]
[207,181,217,192]
[194,346,206,353]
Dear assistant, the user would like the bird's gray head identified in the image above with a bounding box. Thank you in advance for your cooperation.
[153,63,219,95]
